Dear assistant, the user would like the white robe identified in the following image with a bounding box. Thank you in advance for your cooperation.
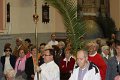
[34,61,60,80]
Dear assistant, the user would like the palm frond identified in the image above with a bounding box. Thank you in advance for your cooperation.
[43,0,86,54]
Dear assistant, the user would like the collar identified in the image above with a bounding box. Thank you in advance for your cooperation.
[18,55,26,61]
[102,52,109,59]
[45,61,54,66]
[50,40,56,42]
[63,56,73,61]
[89,51,97,57]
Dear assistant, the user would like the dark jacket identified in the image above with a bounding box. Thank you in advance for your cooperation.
[0,54,16,71]
[106,56,120,80]
[25,56,43,80]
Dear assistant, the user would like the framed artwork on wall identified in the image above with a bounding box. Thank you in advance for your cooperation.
[0,0,7,33]
[42,2,50,24]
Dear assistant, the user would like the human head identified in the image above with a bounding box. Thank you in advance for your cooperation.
[66,42,72,50]
[58,41,65,49]
[86,41,98,55]
[51,33,56,41]
[4,43,11,49]
[115,40,120,56]
[80,36,84,41]
[111,33,116,39]
[101,46,110,55]
[76,50,88,68]
[96,38,101,45]
[25,38,31,47]
[114,75,120,80]
[44,44,53,50]
[6,69,16,80]
[31,45,37,57]
[65,48,71,59]
[19,49,25,58]
[108,40,115,48]
[43,49,55,63]
[65,38,70,45]
[16,37,22,46]
[39,43,46,53]
[4,47,12,56]
[25,38,31,44]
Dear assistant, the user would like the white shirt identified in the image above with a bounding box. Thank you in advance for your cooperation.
[63,56,74,67]
[101,52,109,59]
[4,57,13,74]
[89,51,97,57]
[34,61,60,80]
[110,48,114,57]
[48,40,58,46]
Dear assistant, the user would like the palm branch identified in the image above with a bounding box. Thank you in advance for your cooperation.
[43,0,86,54]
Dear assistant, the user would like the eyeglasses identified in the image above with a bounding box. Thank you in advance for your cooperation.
[5,50,11,52]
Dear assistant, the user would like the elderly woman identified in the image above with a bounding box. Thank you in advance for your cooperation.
[1,47,16,80]
[54,41,65,65]
[101,45,111,63]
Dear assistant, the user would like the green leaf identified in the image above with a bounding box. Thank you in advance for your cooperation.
[43,0,86,55]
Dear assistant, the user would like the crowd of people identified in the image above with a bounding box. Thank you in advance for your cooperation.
[0,33,120,80]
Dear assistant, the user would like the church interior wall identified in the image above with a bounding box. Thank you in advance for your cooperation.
[110,0,120,30]
[0,0,120,56]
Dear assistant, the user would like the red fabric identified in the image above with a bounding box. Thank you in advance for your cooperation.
[59,57,75,73]
[88,53,107,80]
[26,52,31,59]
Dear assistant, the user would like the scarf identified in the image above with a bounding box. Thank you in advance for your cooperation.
[15,55,26,72]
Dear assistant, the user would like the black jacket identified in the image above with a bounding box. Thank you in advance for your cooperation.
[25,56,44,80]
[0,55,16,71]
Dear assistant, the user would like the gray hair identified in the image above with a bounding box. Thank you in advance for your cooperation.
[58,41,65,47]
[77,50,88,58]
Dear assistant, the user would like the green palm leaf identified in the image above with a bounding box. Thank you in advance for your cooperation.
[43,0,86,54]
